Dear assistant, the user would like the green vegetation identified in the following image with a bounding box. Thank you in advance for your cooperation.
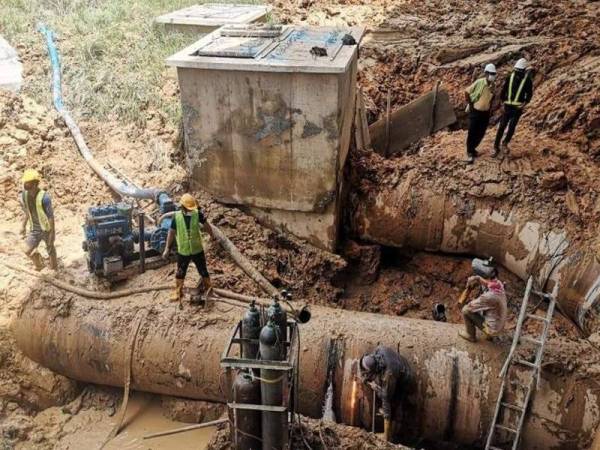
[0,0,261,127]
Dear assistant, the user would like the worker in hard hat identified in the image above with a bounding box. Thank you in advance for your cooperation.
[459,264,507,342]
[493,58,534,156]
[19,169,57,271]
[358,346,413,442]
[463,63,497,164]
[162,193,214,304]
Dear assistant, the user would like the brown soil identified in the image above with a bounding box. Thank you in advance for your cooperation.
[207,416,411,450]
[1,0,600,448]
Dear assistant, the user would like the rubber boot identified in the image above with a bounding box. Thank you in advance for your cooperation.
[30,252,45,271]
[49,251,58,271]
[201,276,212,292]
[383,419,392,442]
[458,315,477,342]
[171,279,184,303]
[482,324,494,341]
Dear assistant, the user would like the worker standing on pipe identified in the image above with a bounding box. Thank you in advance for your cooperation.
[459,264,507,342]
[493,58,533,156]
[464,63,497,164]
[359,346,413,442]
[19,169,57,271]
[162,193,214,304]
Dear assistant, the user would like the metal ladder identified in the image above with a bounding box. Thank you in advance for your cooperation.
[484,277,558,450]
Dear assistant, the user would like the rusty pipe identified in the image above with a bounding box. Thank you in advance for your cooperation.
[12,293,600,449]
[352,180,600,334]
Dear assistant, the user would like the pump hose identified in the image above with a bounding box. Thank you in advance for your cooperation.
[37,23,163,200]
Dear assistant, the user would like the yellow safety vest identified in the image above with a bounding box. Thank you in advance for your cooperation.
[505,72,528,107]
[23,190,50,232]
[175,210,204,256]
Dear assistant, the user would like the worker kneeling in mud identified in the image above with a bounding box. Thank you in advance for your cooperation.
[162,193,214,304]
[459,259,507,342]
[20,169,57,271]
[359,346,413,442]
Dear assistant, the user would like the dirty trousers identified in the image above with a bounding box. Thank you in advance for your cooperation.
[494,105,523,147]
[466,109,490,156]
[176,252,209,279]
[25,230,57,259]
[463,311,485,336]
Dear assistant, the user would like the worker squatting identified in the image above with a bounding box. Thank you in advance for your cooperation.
[464,58,534,164]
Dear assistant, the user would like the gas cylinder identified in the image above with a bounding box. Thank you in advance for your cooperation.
[232,371,261,450]
[241,301,261,359]
[267,296,287,358]
[259,321,287,450]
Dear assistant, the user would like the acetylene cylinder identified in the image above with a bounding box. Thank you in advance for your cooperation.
[259,321,287,450]
[267,298,287,359]
[241,301,261,359]
[232,371,261,450]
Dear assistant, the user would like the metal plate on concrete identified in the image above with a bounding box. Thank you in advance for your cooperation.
[167,25,365,73]
[156,3,271,27]
[0,35,22,92]
[194,36,272,58]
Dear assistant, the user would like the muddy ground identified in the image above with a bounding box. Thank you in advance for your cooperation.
[1,0,599,448]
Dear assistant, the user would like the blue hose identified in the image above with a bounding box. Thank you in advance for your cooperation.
[38,24,64,112]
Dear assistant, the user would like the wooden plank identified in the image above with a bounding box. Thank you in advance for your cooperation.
[228,402,287,412]
[337,58,357,177]
[220,358,293,371]
[369,87,456,156]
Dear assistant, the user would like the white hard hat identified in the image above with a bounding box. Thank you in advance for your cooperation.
[514,58,528,70]
[484,63,497,74]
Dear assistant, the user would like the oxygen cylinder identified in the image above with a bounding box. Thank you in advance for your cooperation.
[241,301,261,359]
[232,371,261,450]
[267,296,287,359]
[259,321,287,450]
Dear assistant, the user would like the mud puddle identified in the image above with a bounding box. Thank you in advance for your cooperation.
[60,393,216,450]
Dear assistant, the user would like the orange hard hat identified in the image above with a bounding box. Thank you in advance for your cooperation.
[180,193,198,210]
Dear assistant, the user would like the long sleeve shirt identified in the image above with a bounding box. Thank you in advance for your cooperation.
[500,70,533,105]
[363,346,412,419]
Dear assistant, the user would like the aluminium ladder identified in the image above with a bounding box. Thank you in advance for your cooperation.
[484,277,558,450]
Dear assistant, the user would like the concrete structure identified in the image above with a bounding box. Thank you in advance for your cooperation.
[0,35,22,92]
[167,26,363,250]
[156,3,271,35]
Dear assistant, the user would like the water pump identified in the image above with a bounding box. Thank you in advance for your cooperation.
[82,192,177,278]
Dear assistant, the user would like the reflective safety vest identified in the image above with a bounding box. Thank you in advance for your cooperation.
[23,190,50,232]
[175,210,203,256]
[505,72,528,107]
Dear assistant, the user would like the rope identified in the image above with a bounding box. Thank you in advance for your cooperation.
[99,311,146,448]
[2,262,171,299]
[251,373,286,384]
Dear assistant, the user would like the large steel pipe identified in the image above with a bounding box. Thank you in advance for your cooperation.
[352,178,600,334]
[12,293,599,449]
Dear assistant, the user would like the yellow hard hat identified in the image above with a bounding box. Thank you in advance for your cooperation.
[22,169,41,183]
[180,193,198,210]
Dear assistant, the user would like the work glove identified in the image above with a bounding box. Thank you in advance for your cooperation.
[467,275,479,287]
